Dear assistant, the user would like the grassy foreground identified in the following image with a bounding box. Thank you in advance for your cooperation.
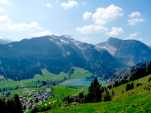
[44,75,151,113]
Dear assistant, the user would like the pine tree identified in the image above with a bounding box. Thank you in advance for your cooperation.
[14,94,23,113]
[86,78,103,102]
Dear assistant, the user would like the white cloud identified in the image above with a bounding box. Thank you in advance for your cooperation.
[0,0,11,14]
[129,32,139,38]
[61,0,78,10]
[106,27,124,37]
[128,32,143,41]
[28,30,51,37]
[0,0,11,6]
[128,11,144,26]
[83,12,92,20]
[0,15,51,41]
[0,7,5,13]
[45,3,52,8]
[86,4,123,25]
[77,4,124,35]
[76,24,107,34]
[0,15,9,23]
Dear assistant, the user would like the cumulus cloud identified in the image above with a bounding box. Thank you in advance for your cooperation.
[45,3,52,8]
[0,0,11,14]
[0,7,5,13]
[61,0,78,10]
[77,4,124,36]
[76,24,107,34]
[0,0,11,6]
[129,32,139,38]
[128,11,144,25]
[83,4,123,25]
[0,0,51,41]
[106,27,124,37]
[0,15,51,41]
[83,11,92,20]
[128,32,143,41]
[0,15,9,24]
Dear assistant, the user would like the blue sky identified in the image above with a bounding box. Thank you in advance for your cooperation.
[0,0,150,45]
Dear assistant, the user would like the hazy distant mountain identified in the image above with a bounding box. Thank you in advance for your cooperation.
[0,39,10,44]
[96,37,151,66]
[0,35,123,80]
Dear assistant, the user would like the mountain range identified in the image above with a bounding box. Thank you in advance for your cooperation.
[0,35,151,80]
[96,37,151,66]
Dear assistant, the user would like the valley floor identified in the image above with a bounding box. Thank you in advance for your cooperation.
[1,69,151,113]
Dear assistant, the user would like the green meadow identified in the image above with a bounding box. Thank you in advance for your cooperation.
[45,75,151,113]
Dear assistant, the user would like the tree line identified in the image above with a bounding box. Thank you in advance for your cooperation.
[112,60,151,87]
[0,94,23,113]
[64,78,113,104]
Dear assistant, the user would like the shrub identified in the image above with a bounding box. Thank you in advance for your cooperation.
[126,82,134,91]
[107,85,112,89]
[103,88,112,101]
[136,83,142,87]
[31,106,51,113]
[148,77,151,82]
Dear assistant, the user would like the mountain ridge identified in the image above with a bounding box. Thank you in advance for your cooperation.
[0,35,123,80]
[96,37,151,66]
[0,35,150,80]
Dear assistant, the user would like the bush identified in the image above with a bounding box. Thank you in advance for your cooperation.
[103,88,112,101]
[126,83,134,91]
[31,105,51,113]
[136,83,142,87]
[148,77,151,82]
[107,85,112,89]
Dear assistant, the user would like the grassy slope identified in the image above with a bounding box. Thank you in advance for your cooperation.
[0,70,65,89]
[69,67,93,79]
[0,67,92,89]
[47,75,151,113]
[0,67,93,95]
[52,86,86,98]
